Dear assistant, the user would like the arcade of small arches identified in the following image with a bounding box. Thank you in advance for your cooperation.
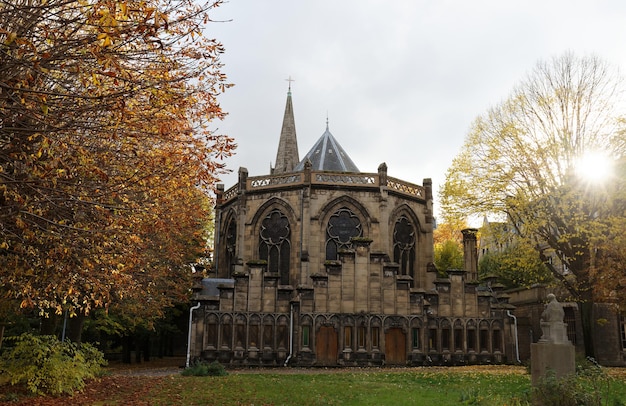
[199,311,507,366]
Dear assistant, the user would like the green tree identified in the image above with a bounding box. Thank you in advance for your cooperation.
[440,53,626,357]
[434,239,464,274]
[478,242,553,289]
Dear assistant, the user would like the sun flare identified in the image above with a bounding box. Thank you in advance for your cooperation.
[575,151,614,183]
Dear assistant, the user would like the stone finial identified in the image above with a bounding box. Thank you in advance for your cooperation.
[378,162,388,186]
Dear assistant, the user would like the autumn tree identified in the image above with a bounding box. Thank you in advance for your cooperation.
[440,53,626,356]
[0,0,235,340]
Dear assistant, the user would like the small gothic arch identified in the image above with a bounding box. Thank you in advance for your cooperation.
[453,319,464,352]
[479,320,490,353]
[300,315,313,349]
[370,316,382,349]
[409,317,423,351]
[440,319,452,351]
[427,318,438,352]
[491,320,503,352]
[249,314,261,350]
[234,313,247,349]
[220,314,233,350]
[262,315,275,350]
[276,315,290,350]
[466,319,477,352]
[205,313,219,349]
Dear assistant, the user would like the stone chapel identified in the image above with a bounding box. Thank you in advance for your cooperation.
[190,87,517,366]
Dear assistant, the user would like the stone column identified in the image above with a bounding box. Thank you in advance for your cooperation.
[462,228,478,281]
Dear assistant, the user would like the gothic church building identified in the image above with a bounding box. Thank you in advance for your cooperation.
[191,88,517,366]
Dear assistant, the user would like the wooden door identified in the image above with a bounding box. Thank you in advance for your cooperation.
[316,326,338,365]
[385,328,406,364]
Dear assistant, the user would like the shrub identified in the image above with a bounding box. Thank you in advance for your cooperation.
[0,333,107,395]
[530,362,616,406]
[532,372,594,406]
[182,360,228,377]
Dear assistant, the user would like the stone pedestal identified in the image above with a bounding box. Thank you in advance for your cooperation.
[539,321,569,344]
[531,342,575,385]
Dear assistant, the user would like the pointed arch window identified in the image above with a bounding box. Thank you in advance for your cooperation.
[393,215,416,279]
[225,217,237,276]
[326,208,362,260]
[259,209,291,285]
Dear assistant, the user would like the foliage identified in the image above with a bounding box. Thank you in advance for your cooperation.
[434,239,464,273]
[181,360,227,377]
[0,0,235,326]
[440,53,626,345]
[478,242,554,288]
[0,333,106,395]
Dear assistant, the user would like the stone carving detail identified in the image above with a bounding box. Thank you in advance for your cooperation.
[315,173,376,184]
[539,294,570,344]
[250,174,301,188]
[223,185,238,201]
[386,177,424,198]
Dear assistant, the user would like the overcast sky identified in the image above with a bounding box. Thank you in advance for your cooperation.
[206,1,626,219]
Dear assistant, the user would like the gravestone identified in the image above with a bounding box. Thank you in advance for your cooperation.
[530,294,576,385]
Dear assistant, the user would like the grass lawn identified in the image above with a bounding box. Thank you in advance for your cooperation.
[3,363,626,405]
[148,366,626,406]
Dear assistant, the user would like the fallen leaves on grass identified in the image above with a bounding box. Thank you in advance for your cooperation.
[0,375,167,406]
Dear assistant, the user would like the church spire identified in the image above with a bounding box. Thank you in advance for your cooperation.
[273,78,299,174]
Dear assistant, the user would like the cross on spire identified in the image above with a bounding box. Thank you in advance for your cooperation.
[285,76,295,92]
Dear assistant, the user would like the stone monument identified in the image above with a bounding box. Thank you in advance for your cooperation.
[530,294,576,385]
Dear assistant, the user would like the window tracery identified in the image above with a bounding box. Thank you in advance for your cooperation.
[259,209,291,285]
[325,207,362,260]
[393,215,416,280]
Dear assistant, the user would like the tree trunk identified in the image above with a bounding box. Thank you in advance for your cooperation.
[143,335,151,362]
[122,336,132,364]
[134,337,142,363]
[40,312,59,336]
[579,301,595,358]
[66,313,85,343]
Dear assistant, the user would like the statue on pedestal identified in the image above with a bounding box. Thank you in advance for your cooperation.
[539,294,570,344]
[531,293,575,385]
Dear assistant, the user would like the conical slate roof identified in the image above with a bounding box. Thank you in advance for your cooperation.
[294,122,360,172]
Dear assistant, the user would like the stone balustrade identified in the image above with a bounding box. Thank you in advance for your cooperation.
[219,170,425,205]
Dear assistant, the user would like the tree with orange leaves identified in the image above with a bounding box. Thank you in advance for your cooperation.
[0,0,235,340]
